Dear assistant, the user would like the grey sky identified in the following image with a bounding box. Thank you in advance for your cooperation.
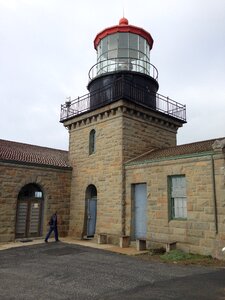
[1,0,225,150]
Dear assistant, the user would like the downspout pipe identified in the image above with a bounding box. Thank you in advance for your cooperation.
[210,154,218,234]
[121,163,126,236]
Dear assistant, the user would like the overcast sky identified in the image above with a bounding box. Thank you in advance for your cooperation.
[0,0,225,150]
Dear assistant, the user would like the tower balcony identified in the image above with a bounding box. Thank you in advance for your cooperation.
[88,58,158,81]
[60,76,186,123]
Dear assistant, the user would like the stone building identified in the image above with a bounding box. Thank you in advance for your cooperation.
[0,139,71,242]
[0,18,224,259]
[125,138,225,258]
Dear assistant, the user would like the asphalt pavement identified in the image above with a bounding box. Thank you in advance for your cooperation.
[0,241,224,300]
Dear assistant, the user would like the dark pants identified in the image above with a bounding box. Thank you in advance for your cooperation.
[45,226,58,241]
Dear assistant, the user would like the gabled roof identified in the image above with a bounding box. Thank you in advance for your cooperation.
[126,137,225,165]
[0,139,71,169]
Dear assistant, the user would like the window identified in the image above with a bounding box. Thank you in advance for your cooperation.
[169,175,187,219]
[89,129,96,155]
[18,183,43,199]
[35,191,42,198]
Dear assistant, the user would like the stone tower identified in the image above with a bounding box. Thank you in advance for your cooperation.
[60,18,186,243]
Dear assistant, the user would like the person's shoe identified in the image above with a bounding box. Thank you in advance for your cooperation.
[44,240,48,243]
[55,240,60,242]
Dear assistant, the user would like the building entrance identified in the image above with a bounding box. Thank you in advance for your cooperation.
[84,185,97,238]
[15,184,44,239]
[131,183,147,240]
[87,197,97,237]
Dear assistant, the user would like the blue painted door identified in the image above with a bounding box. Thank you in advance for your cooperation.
[134,183,147,239]
[87,197,97,237]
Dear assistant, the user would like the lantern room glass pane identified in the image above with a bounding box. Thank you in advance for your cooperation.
[129,49,138,59]
[139,36,145,58]
[108,33,118,59]
[146,43,150,61]
[108,49,117,59]
[108,33,118,50]
[118,32,128,49]
[118,48,128,58]
[102,38,108,54]
[129,33,138,50]
[98,37,108,61]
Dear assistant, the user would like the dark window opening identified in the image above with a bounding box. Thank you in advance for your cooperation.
[89,129,96,155]
[18,183,43,200]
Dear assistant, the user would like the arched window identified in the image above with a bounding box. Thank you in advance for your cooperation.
[85,184,97,200]
[89,129,96,155]
[18,184,43,200]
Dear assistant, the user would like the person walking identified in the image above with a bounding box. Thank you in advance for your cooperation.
[45,212,59,242]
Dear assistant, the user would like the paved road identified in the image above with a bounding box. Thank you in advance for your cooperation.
[0,242,224,299]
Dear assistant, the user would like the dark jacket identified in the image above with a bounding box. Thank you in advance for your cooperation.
[49,214,57,228]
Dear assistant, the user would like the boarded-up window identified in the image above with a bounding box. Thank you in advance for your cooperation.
[169,175,187,219]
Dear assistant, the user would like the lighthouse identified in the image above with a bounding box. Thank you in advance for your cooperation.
[60,18,186,242]
[61,18,185,123]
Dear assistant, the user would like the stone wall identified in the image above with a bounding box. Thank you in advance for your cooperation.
[67,104,124,242]
[122,101,181,161]
[0,161,71,242]
[125,152,225,258]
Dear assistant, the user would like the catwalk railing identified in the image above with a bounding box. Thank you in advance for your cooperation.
[60,77,186,122]
[88,58,158,81]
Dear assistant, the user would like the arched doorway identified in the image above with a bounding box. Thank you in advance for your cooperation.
[15,183,44,239]
[84,185,97,238]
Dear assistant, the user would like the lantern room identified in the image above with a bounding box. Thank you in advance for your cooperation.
[88,18,159,110]
[92,17,154,77]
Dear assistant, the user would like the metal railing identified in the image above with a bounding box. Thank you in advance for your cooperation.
[60,77,186,122]
[88,58,158,81]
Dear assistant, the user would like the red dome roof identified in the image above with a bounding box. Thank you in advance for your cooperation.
[94,18,154,50]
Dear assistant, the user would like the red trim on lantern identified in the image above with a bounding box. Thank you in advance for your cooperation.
[94,19,154,50]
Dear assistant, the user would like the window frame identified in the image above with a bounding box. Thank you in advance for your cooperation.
[168,175,187,221]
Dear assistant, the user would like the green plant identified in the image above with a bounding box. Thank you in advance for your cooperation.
[160,250,211,262]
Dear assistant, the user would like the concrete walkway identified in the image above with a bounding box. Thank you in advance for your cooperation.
[0,237,147,256]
